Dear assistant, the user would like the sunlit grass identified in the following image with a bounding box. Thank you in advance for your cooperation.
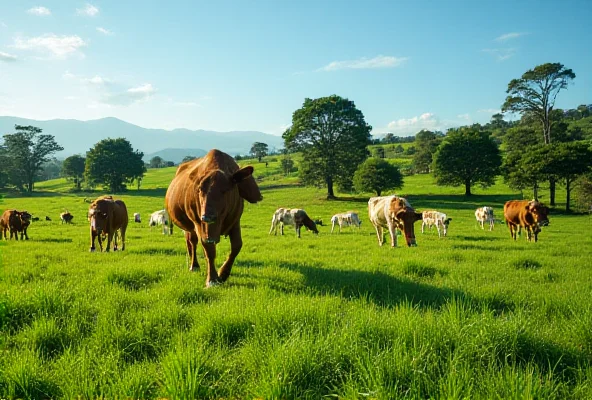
[1,164,591,398]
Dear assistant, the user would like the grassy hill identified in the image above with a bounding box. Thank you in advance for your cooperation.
[0,157,590,398]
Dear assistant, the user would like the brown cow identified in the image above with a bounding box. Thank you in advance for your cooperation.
[1,210,21,240]
[88,196,128,252]
[60,211,74,224]
[368,195,423,247]
[503,200,550,242]
[165,149,263,287]
[18,211,32,240]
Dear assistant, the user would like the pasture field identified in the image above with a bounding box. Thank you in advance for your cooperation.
[1,166,592,399]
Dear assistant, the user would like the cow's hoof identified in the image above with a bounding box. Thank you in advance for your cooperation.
[90,248,95,252]
[206,280,222,288]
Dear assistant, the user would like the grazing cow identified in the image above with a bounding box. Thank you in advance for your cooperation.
[149,209,172,234]
[134,212,141,223]
[269,208,319,238]
[503,200,550,242]
[1,210,22,240]
[165,149,263,287]
[475,206,495,231]
[88,196,129,252]
[60,211,74,224]
[330,211,362,233]
[421,210,451,238]
[19,211,32,240]
[45,216,52,221]
[368,195,422,247]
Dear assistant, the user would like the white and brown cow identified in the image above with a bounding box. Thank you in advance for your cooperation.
[421,210,451,238]
[475,206,495,231]
[368,195,422,247]
[269,208,319,238]
[330,211,361,233]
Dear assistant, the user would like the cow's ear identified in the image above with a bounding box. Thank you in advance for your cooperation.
[232,166,254,184]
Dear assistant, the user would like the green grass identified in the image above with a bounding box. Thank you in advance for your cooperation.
[1,165,591,399]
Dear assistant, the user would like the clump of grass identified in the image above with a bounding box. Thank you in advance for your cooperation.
[402,262,437,278]
[107,269,163,290]
[512,258,542,270]
[25,317,70,359]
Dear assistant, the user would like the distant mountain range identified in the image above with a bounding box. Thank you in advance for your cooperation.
[143,148,208,164]
[0,116,284,160]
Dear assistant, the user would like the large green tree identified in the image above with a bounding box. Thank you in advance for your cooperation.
[1,125,64,193]
[432,125,501,196]
[502,62,575,206]
[413,130,442,173]
[250,142,269,162]
[283,95,372,198]
[85,138,146,193]
[353,158,403,196]
[62,155,86,190]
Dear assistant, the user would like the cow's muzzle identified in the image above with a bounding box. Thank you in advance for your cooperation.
[539,221,549,227]
[406,237,417,247]
[201,214,216,224]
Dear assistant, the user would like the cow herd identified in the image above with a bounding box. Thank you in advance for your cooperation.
[1,149,552,287]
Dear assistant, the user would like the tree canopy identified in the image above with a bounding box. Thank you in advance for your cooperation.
[62,155,86,191]
[250,142,269,162]
[413,130,442,173]
[353,158,403,196]
[432,125,501,196]
[85,138,145,193]
[283,95,372,198]
[1,125,64,193]
[502,62,575,145]
[149,156,165,168]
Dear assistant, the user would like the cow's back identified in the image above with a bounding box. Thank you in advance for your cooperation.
[504,200,527,225]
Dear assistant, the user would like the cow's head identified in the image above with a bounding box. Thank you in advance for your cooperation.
[88,204,109,234]
[198,166,258,244]
[20,211,32,225]
[527,201,550,227]
[303,217,319,235]
[390,198,422,247]
[442,217,452,236]
[9,211,23,228]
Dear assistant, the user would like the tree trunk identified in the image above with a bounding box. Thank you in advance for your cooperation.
[464,180,471,196]
[566,178,571,212]
[549,177,556,206]
[326,176,335,199]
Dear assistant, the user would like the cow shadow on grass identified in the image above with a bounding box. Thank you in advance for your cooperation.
[35,237,73,243]
[277,261,469,311]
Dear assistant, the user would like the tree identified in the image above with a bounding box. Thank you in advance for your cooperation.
[432,125,501,195]
[413,130,442,173]
[502,63,576,206]
[85,138,146,193]
[353,158,403,196]
[149,156,164,168]
[182,155,197,163]
[281,157,295,175]
[2,125,64,193]
[165,161,175,167]
[283,95,372,199]
[250,142,269,162]
[372,146,385,159]
[62,155,86,190]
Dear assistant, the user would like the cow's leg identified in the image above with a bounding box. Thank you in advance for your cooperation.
[489,220,494,231]
[113,231,119,251]
[295,224,301,238]
[186,230,200,272]
[218,223,242,283]
[509,222,517,240]
[436,223,441,238]
[421,221,426,234]
[280,222,284,236]
[374,225,384,246]
[104,232,114,252]
[387,222,397,247]
[120,227,126,251]
[269,218,276,235]
[23,228,29,240]
[201,241,220,287]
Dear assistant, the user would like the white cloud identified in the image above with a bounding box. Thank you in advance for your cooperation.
[457,113,471,121]
[0,51,18,62]
[482,48,515,62]
[478,108,501,114]
[494,32,529,42]
[77,4,99,17]
[103,83,156,105]
[96,27,114,36]
[386,112,441,134]
[12,34,87,58]
[82,75,112,85]
[319,55,409,71]
[27,6,51,16]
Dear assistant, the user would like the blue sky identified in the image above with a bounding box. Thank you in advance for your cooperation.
[0,1,590,137]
